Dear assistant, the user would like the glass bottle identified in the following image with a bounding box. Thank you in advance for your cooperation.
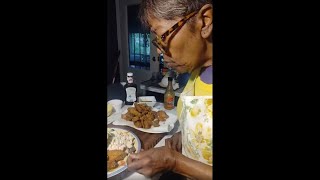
[124,72,137,105]
[164,77,175,110]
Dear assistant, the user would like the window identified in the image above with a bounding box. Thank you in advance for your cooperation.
[127,4,150,70]
[128,33,150,69]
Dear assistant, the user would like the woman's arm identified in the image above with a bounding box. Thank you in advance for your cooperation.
[172,150,212,180]
[127,146,212,179]
[166,133,212,179]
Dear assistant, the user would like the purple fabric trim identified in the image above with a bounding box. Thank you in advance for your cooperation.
[199,66,213,84]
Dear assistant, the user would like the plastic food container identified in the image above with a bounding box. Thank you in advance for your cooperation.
[138,96,157,107]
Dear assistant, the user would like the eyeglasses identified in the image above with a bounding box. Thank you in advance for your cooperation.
[152,11,198,53]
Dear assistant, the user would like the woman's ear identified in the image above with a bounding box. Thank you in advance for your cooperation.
[198,4,213,39]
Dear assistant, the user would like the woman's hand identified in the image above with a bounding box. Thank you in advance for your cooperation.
[127,146,176,177]
[165,132,182,152]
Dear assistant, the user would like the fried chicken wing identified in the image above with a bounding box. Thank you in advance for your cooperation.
[121,112,133,121]
[134,120,143,128]
[107,160,118,171]
[131,116,140,122]
[128,107,141,117]
[142,119,153,129]
[151,111,157,117]
[134,103,144,113]
[146,112,155,121]
[153,119,160,127]
[157,110,169,121]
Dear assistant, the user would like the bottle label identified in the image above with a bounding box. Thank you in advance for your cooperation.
[126,87,136,102]
[127,76,133,84]
[165,96,174,109]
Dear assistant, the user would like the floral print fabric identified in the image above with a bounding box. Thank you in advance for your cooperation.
[180,96,213,166]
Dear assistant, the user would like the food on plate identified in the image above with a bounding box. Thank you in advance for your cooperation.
[107,128,138,172]
[132,116,140,122]
[108,150,128,162]
[107,104,113,116]
[107,131,115,148]
[107,160,118,171]
[107,150,128,171]
[134,121,142,128]
[121,103,169,129]
[156,110,169,121]
[153,119,160,127]
[121,112,133,121]
[127,107,141,117]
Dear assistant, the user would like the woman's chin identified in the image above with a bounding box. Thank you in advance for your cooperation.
[174,66,188,74]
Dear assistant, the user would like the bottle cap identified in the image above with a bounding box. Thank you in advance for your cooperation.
[127,72,133,76]
[168,77,173,81]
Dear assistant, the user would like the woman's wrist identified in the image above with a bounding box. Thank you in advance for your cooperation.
[166,147,177,171]
[171,149,182,173]
[170,151,213,180]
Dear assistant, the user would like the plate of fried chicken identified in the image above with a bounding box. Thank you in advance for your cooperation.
[113,103,178,133]
[107,127,141,178]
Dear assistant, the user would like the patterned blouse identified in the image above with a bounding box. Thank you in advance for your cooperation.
[177,66,213,166]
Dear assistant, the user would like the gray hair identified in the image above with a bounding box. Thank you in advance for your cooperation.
[139,0,212,28]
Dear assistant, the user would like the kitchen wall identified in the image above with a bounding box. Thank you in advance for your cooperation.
[115,0,158,95]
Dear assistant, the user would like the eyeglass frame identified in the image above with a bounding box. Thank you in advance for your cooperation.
[151,11,198,53]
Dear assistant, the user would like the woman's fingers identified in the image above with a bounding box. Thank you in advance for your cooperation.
[127,153,152,172]
[169,133,181,152]
[127,159,143,171]
[176,138,182,152]
[136,168,153,177]
[127,153,143,171]
[165,138,172,149]
[127,154,134,164]
[127,149,151,171]
[128,153,139,160]
[131,157,153,177]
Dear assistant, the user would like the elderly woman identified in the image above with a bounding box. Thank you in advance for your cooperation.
[127,0,213,179]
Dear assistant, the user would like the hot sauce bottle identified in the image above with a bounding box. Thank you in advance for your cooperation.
[164,77,175,110]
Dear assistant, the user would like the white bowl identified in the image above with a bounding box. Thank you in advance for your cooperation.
[138,96,156,107]
[107,104,113,116]
[107,99,123,113]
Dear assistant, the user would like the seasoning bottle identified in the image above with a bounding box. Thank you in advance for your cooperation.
[164,77,175,110]
[124,72,137,105]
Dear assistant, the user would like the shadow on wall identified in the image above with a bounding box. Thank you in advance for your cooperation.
[106,83,126,102]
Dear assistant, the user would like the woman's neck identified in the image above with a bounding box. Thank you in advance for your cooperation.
[202,41,213,67]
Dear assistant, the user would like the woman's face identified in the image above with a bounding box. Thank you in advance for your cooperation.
[149,17,207,74]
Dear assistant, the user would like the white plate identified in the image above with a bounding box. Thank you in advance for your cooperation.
[107,112,121,125]
[107,128,141,178]
[113,107,178,133]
